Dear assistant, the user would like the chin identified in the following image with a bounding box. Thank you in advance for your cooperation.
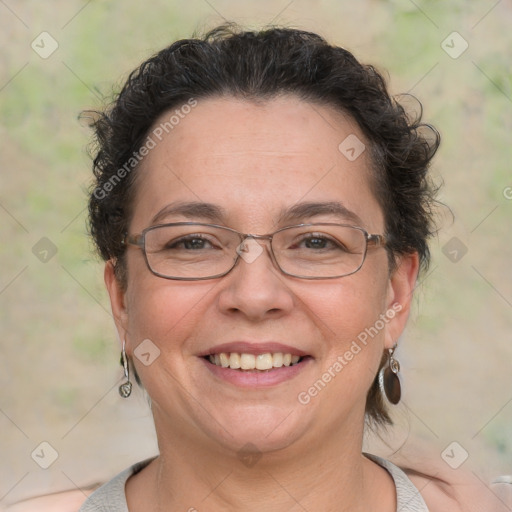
[205,404,307,455]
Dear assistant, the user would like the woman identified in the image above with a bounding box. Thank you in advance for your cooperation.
[33,24,507,512]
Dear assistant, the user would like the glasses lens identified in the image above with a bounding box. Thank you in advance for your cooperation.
[273,224,367,278]
[140,223,368,280]
[143,224,238,279]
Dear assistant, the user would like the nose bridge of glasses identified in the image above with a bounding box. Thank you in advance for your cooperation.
[242,232,273,243]
[233,232,278,269]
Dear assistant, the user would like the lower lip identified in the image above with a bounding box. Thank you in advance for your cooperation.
[201,357,313,388]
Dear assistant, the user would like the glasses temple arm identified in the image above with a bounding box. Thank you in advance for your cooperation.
[122,233,144,248]
[367,233,387,247]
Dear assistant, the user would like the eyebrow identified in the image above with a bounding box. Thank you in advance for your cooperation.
[150,201,226,225]
[150,200,364,228]
[278,201,364,226]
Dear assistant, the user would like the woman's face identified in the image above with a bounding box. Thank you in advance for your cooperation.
[106,96,417,457]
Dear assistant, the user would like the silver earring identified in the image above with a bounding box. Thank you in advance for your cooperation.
[380,345,401,405]
[119,340,132,398]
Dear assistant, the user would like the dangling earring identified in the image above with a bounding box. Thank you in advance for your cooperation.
[119,340,132,398]
[380,344,401,405]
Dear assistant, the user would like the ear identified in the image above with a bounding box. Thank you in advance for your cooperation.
[104,260,129,345]
[383,252,420,349]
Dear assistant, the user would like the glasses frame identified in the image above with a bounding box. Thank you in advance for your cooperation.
[123,222,387,281]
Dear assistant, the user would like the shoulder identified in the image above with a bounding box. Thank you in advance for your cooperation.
[395,456,512,512]
[4,458,154,512]
[3,488,97,512]
[404,469,469,512]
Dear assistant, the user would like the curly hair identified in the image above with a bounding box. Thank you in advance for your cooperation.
[87,24,440,426]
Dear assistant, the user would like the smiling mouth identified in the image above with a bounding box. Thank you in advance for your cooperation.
[205,352,309,371]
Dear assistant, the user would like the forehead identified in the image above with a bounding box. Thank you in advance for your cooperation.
[131,95,383,232]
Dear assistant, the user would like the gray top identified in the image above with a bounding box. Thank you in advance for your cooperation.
[79,453,429,511]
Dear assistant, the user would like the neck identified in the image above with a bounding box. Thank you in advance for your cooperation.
[127,413,395,511]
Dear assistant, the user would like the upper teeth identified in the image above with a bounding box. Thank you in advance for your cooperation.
[209,352,301,370]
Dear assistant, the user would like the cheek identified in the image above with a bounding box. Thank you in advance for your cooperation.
[300,269,389,344]
[292,283,390,425]
[124,268,217,352]
[123,278,219,405]
[300,268,390,387]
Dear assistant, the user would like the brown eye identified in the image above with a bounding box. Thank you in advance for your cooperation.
[164,235,218,251]
[294,234,347,252]
[303,236,331,250]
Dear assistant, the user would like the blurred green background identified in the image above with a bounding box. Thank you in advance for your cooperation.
[1,0,511,505]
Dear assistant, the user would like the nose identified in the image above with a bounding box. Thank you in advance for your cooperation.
[216,237,295,321]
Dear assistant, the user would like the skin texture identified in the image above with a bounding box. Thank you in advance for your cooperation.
[7,97,507,512]
[6,101,508,512]
[103,96,419,511]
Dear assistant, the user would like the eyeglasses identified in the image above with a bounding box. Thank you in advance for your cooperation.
[123,222,387,281]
